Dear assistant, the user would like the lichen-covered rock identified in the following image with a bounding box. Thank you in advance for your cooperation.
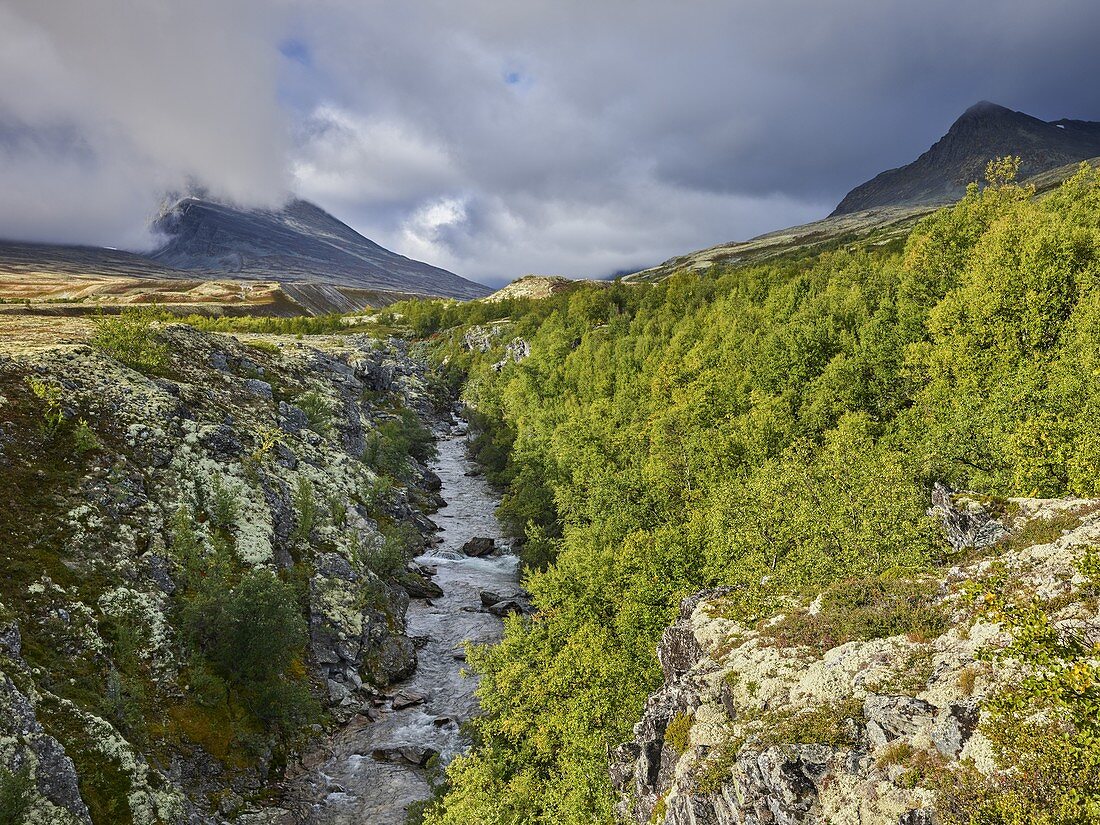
[928,483,1008,551]
[611,493,1100,825]
[492,337,530,371]
[0,618,91,825]
[0,325,447,822]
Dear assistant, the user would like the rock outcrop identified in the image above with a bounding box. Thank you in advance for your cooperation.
[611,492,1100,824]
[0,324,448,822]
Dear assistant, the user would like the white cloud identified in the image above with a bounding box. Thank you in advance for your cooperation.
[3,0,1100,284]
[292,106,460,206]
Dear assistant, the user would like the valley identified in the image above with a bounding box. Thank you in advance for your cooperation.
[3,106,1100,825]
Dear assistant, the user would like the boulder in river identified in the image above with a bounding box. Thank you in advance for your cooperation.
[399,571,445,600]
[486,599,526,617]
[392,690,427,710]
[370,746,439,767]
[462,537,496,556]
[479,590,506,606]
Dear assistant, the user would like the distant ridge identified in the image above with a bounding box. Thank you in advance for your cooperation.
[151,197,489,299]
[0,196,489,314]
[831,101,1100,215]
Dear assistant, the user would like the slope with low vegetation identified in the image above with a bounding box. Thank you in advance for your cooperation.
[0,311,446,823]
[377,159,1100,823]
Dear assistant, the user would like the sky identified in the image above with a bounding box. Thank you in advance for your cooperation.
[3,1,1100,287]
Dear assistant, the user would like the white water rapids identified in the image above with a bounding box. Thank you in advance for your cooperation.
[294,419,520,824]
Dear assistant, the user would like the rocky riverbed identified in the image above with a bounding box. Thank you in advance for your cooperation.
[282,421,521,824]
[0,323,508,825]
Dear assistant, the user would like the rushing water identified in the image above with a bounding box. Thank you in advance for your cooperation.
[299,419,520,824]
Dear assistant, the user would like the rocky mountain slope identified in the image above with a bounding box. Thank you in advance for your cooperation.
[624,152,1100,284]
[151,198,489,300]
[0,198,488,317]
[0,321,451,823]
[610,489,1100,824]
[832,101,1100,215]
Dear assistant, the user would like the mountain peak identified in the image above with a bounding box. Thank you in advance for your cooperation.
[831,103,1100,216]
[958,100,1012,119]
[151,196,489,299]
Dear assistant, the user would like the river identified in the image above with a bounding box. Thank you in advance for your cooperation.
[295,418,520,824]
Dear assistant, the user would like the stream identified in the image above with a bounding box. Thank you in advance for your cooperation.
[297,418,519,824]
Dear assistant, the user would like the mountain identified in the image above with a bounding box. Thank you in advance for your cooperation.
[831,101,1100,215]
[150,196,489,299]
[0,196,489,316]
[625,126,1100,284]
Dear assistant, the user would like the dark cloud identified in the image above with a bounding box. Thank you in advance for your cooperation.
[2,1,1100,283]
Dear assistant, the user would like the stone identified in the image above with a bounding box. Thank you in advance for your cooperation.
[864,695,937,747]
[243,378,274,400]
[399,571,445,600]
[932,701,980,757]
[486,599,525,617]
[479,590,506,607]
[392,690,427,710]
[461,536,496,557]
[929,483,1008,551]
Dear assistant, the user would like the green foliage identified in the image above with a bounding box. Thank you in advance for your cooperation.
[291,476,317,547]
[664,711,693,755]
[364,410,436,481]
[415,161,1100,824]
[182,313,347,335]
[360,523,418,579]
[169,505,319,739]
[91,309,169,373]
[296,390,333,434]
[24,375,64,438]
[72,418,100,454]
[205,475,240,529]
[0,763,32,825]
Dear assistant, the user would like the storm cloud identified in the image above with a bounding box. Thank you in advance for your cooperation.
[3,0,1100,283]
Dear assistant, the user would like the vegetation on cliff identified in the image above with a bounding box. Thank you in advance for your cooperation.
[395,160,1100,823]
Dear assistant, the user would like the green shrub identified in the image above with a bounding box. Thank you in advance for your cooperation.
[72,419,100,454]
[0,763,33,825]
[91,309,169,373]
[180,568,318,732]
[361,523,417,578]
[363,410,436,480]
[24,375,64,438]
[291,477,317,546]
[296,391,332,434]
[208,570,306,683]
[664,711,693,755]
[205,475,240,530]
[185,659,228,708]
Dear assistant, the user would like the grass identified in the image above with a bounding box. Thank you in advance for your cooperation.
[1000,511,1084,553]
[760,572,947,653]
[759,697,865,748]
